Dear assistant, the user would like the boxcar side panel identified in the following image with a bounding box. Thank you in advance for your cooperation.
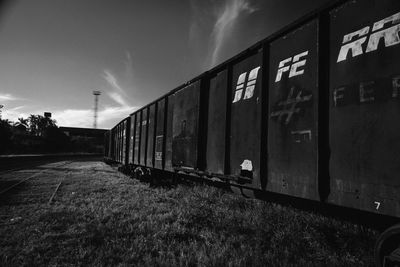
[112,128,115,161]
[110,129,114,160]
[122,120,126,165]
[267,19,319,200]
[134,112,141,165]
[129,115,135,164]
[117,126,120,162]
[155,99,165,169]
[140,108,148,165]
[328,0,400,216]
[124,117,131,165]
[165,95,174,171]
[146,104,156,167]
[104,131,110,158]
[114,128,117,161]
[230,52,263,187]
[206,70,228,175]
[117,125,120,162]
[172,81,201,169]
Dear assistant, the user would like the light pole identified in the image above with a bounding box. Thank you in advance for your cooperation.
[93,91,101,129]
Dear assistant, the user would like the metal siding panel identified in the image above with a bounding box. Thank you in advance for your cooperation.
[155,99,165,169]
[134,112,141,165]
[129,114,135,164]
[114,127,117,162]
[165,95,174,171]
[329,0,400,217]
[119,124,122,163]
[114,129,117,161]
[119,125,121,162]
[111,128,114,160]
[140,108,148,165]
[117,126,119,162]
[268,20,319,200]
[122,121,126,165]
[117,125,120,162]
[109,130,112,158]
[116,125,119,162]
[104,131,108,157]
[206,70,228,174]
[147,104,156,167]
[116,127,119,162]
[112,129,115,161]
[125,118,131,165]
[104,131,109,158]
[172,81,200,169]
[230,52,262,187]
[119,125,122,162]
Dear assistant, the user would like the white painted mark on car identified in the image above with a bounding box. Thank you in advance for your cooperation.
[232,66,261,103]
[240,159,253,171]
[275,51,308,82]
[337,11,400,62]
[291,130,312,143]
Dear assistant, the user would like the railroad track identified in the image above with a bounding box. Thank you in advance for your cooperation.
[0,160,72,206]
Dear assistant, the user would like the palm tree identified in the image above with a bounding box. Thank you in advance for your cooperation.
[13,117,28,128]
[28,114,57,136]
[17,117,29,127]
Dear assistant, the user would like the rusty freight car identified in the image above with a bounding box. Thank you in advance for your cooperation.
[104,0,400,265]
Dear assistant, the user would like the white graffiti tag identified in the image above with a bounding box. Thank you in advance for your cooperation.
[291,130,312,143]
[275,51,308,82]
[232,66,261,103]
[270,87,312,125]
[337,11,400,62]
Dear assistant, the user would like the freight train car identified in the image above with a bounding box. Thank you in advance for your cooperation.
[106,117,130,166]
[105,0,400,265]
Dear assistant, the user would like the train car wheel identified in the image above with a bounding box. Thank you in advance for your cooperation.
[375,224,400,267]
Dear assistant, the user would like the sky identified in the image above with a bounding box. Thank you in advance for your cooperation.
[0,0,331,129]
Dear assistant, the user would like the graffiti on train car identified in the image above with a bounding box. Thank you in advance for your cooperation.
[232,66,261,103]
[337,11,400,62]
[333,75,400,106]
[291,129,312,143]
[155,135,163,161]
[270,87,313,125]
[275,51,308,82]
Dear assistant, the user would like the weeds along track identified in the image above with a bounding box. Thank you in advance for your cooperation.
[0,161,72,206]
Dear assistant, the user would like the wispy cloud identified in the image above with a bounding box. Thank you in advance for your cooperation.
[190,0,257,68]
[209,0,257,67]
[102,69,131,107]
[103,70,125,94]
[0,93,20,102]
[124,50,134,83]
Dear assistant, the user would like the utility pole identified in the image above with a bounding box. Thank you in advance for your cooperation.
[93,91,101,129]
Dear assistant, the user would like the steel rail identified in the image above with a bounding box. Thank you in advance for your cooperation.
[0,161,71,196]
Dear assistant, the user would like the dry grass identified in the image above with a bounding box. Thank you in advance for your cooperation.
[0,161,378,266]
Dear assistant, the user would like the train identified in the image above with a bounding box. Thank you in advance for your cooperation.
[104,0,400,265]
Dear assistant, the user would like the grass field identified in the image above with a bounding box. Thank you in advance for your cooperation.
[0,160,378,266]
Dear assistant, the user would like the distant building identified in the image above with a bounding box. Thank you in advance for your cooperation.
[59,127,108,153]
[60,127,107,139]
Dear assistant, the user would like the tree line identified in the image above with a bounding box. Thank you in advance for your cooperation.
[0,114,71,154]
